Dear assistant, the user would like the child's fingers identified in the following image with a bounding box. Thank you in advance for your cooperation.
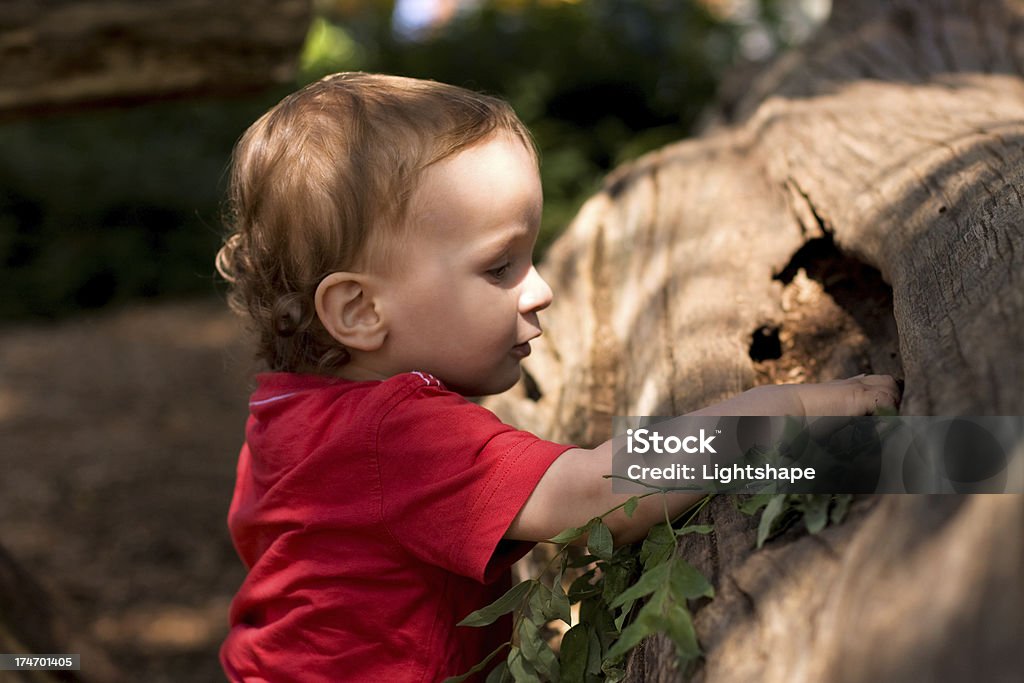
[866,386,900,413]
[859,374,900,392]
[816,375,903,414]
[868,376,901,404]
[844,375,900,414]
[850,374,901,402]
[873,388,899,408]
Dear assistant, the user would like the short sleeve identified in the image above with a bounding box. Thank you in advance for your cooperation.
[374,377,572,583]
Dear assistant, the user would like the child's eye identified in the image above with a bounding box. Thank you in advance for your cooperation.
[487,262,511,279]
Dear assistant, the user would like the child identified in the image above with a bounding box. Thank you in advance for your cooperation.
[216,72,899,681]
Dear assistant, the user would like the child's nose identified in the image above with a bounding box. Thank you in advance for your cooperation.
[519,266,553,314]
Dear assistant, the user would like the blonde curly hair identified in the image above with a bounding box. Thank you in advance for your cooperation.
[216,72,535,373]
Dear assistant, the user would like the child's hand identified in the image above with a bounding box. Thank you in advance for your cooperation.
[761,374,901,416]
[689,374,901,417]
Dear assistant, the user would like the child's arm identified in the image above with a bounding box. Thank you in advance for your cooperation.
[505,374,900,545]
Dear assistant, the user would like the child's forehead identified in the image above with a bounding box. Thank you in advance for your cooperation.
[406,139,541,235]
[421,135,538,196]
[435,132,536,174]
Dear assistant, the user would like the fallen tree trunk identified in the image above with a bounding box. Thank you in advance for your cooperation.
[658,494,1024,683]
[484,0,1024,680]
[0,0,311,119]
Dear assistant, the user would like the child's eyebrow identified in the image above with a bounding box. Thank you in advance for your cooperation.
[473,225,534,259]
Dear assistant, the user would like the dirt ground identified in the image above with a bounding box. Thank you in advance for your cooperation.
[0,300,257,682]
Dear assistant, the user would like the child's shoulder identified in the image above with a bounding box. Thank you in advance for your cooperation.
[246,370,477,460]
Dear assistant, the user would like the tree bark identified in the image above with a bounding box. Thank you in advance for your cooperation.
[0,0,312,119]
[484,0,1024,680]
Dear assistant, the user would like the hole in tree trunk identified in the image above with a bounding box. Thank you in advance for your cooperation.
[749,326,783,361]
[752,233,902,385]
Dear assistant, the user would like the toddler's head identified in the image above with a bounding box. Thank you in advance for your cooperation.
[217,72,539,377]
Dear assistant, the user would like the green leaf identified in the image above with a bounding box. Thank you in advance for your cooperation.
[601,559,633,606]
[608,561,669,609]
[519,618,560,681]
[610,589,701,664]
[756,494,787,548]
[604,589,666,661]
[588,520,614,561]
[830,494,852,524]
[586,625,603,676]
[568,570,600,602]
[528,584,554,627]
[802,495,829,534]
[549,573,572,625]
[506,647,540,683]
[639,523,675,569]
[558,625,590,683]
[668,558,714,600]
[623,496,639,518]
[580,598,618,653]
[458,580,535,627]
[528,576,571,628]
[736,493,773,515]
[485,660,512,683]
[613,598,636,631]
[604,614,656,663]
[663,603,700,660]
[676,524,713,537]
[605,572,704,666]
[568,554,601,568]
[602,661,627,683]
[443,642,510,683]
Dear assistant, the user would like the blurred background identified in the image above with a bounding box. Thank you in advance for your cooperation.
[0,0,833,321]
[0,1,830,681]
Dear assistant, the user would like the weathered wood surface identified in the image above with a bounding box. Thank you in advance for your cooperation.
[0,0,311,118]
[487,1,1024,440]
[627,494,1024,682]
[485,0,1024,680]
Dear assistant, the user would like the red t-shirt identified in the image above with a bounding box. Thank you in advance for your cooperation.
[220,371,572,682]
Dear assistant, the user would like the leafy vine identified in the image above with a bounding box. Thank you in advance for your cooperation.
[446,491,853,683]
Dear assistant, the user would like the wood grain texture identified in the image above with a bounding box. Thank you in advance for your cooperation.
[0,0,311,117]
[483,0,1024,680]
[623,494,1024,683]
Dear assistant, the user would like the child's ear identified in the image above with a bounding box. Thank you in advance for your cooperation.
[314,272,387,352]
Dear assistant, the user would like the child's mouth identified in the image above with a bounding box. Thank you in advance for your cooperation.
[510,342,531,359]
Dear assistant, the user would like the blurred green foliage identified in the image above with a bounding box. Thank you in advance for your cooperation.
[0,0,817,321]
[0,96,285,319]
